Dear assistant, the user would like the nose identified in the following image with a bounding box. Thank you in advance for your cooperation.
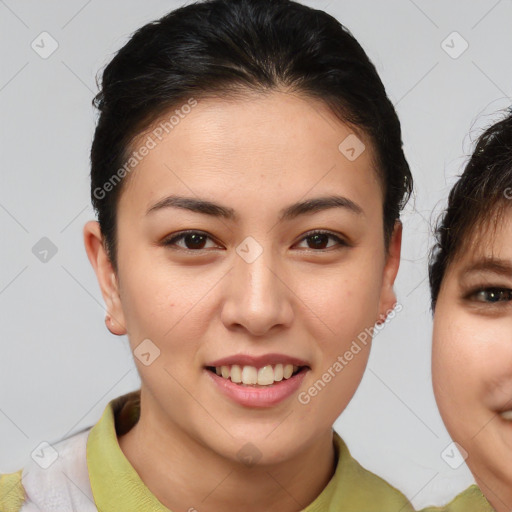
[220,245,293,337]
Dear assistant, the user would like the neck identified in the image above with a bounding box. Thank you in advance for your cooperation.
[118,389,337,512]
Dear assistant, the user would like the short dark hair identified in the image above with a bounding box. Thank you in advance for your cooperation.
[429,109,512,310]
[90,0,412,271]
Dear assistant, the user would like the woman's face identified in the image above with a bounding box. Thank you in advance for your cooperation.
[85,91,401,465]
[433,209,512,511]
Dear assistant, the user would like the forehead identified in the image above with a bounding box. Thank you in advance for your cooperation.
[118,91,382,218]
[450,207,512,275]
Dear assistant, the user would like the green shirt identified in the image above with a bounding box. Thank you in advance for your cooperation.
[0,390,494,511]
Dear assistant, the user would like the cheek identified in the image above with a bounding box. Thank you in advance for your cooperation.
[433,310,512,414]
[117,252,194,343]
[300,279,376,424]
[300,256,383,339]
[432,313,483,446]
[299,255,383,412]
[433,313,483,400]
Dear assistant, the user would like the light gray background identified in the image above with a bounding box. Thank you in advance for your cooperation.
[1,0,511,508]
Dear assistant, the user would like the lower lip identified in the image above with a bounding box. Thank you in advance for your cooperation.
[205,368,308,408]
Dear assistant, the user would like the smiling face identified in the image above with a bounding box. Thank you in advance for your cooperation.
[84,90,401,467]
[433,210,512,510]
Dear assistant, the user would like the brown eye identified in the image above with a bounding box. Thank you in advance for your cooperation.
[296,230,348,251]
[164,231,218,251]
[162,229,349,254]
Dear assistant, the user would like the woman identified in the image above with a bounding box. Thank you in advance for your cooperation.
[0,0,490,510]
[430,110,512,512]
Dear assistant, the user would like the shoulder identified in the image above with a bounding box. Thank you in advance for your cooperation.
[418,484,494,512]
[0,427,98,512]
[331,433,416,511]
[0,469,25,512]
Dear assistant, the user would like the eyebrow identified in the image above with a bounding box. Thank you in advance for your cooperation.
[145,194,364,222]
[459,257,512,278]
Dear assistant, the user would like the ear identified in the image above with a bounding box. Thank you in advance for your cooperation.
[376,220,402,324]
[83,220,127,336]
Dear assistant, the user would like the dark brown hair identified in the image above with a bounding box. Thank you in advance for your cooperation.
[90,0,413,271]
[429,109,512,310]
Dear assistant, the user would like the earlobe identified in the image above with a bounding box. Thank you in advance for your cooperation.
[377,220,402,323]
[83,220,127,336]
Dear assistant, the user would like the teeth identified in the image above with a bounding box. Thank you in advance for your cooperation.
[501,410,512,420]
[257,366,274,385]
[274,363,284,381]
[212,363,302,386]
[231,364,242,383]
[241,366,258,385]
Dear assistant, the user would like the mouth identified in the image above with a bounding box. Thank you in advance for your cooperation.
[205,360,310,408]
[499,410,512,421]
[205,364,308,387]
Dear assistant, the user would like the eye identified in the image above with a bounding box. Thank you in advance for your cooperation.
[295,230,348,251]
[163,230,219,251]
[469,287,512,303]
[162,229,348,253]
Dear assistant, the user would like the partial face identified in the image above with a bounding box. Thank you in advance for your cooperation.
[433,210,512,511]
[87,91,400,465]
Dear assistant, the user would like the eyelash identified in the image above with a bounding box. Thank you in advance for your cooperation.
[162,229,348,253]
[465,287,512,305]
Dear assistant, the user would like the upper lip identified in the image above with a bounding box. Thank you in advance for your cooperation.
[206,353,310,369]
